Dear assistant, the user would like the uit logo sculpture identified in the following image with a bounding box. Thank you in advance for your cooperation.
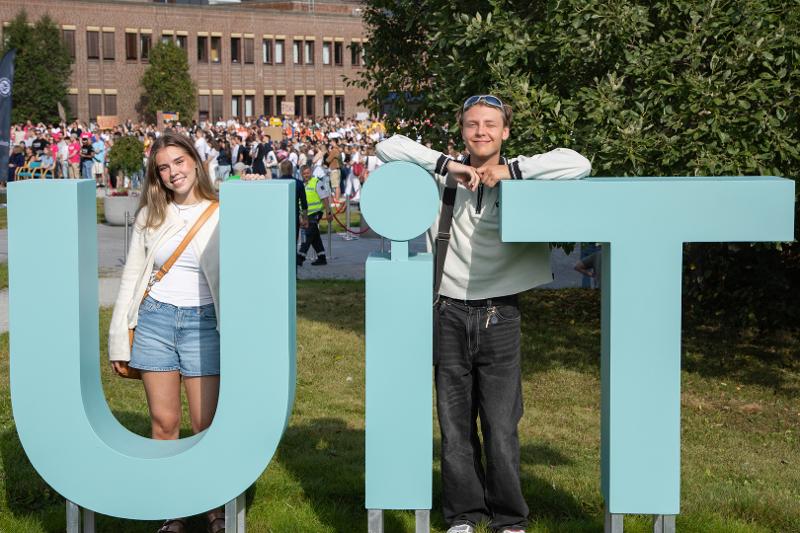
[7,166,795,532]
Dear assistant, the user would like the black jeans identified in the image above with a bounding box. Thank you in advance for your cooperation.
[435,296,528,529]
[298,212,325,258]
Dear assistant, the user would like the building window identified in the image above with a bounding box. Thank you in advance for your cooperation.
[335,96,344,117]
[304,41,314,65]
[210,36,221,63]
[231,95,242,118]
[103,94,117,116]
[88,94,102,121]
[62,29,76,59]
[125,32,138,61]
[86,31,99,60]
[305,95,315,117]
[66,94,78,120]
[292,40,301,65]
[102,31,115,60]
[231,37,241,63]
[276,95,285,115]
[350,42,362,66]
[198,95,210,121]
[275,40,284,64]
[322,42,331,65]
[176,34,187,51]
[161,33,172,45]
[262,39,272,64]
[243,37,254,64]
[323,95,332,116]
[197,36,208,63]
[212,95,223,122]
[293,95,303,116]
[334,42,343,66]
[245,95,254,117]
[263,95,273,116]
[140,33,151,61]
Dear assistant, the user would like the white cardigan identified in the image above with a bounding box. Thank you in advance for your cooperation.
[376,135,591,299]
[108,199,220,362]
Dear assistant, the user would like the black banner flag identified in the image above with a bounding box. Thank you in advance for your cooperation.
[0,49,16,184]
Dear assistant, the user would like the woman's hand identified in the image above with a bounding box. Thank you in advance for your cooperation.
[242,173,269,181]
[111,361,130,376]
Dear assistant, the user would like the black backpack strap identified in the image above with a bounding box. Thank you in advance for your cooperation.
[434,162,458,297]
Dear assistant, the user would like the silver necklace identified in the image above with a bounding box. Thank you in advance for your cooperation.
[173,201,200,213]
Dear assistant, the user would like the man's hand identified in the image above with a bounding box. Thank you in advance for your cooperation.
[242,173,268,180]
[446,160,480,191]
[476,164,511,188]
[324,211,334,222]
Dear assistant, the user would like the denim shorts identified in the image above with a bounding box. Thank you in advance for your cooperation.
[129,296,220,377]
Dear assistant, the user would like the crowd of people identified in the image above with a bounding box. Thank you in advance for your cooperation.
[5,114,389,203]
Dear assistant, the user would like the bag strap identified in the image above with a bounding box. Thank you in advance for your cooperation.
[434,172,458,297]
[144,201,219,299]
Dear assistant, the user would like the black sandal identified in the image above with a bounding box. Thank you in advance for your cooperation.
[157,518,187,533]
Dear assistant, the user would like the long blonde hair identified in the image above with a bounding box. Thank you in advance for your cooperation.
[139,131,217,229]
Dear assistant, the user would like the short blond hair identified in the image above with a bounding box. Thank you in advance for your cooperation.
[456,101,513,128]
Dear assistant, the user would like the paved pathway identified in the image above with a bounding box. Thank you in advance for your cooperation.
[0,225,586,332]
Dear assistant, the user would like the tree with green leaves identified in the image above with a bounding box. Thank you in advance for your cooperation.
[0,10,72,124]
[354,0,800,331]
[139,41,196,121]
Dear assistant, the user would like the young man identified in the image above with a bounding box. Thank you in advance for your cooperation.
[79,136,95,181]
[376,95,591,533]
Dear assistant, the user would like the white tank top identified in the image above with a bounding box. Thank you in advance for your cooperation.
[148,203,213,307]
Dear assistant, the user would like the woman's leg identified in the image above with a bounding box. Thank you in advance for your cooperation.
[141,371,183,440]
[184,376,220,434]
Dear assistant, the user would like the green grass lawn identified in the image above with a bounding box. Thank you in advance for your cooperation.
[0,284,797,532]
[0,193,6,230]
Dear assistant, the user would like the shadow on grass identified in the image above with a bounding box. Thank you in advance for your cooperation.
[278,417,587,531]
[682,322,800,397]
[519,289,602,379]
[520,288,800,395]
[0,411,250,533]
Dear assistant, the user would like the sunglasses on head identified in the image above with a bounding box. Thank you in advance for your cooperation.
[462,95,505,111]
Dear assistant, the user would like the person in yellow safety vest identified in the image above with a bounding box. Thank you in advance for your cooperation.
[297,165,333,266]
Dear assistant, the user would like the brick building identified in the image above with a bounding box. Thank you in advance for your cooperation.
[0,0,371,122]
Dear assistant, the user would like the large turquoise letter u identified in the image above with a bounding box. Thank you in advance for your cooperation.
[7,179,296,519]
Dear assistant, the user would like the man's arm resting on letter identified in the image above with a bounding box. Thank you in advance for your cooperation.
[375,134,478,188]
[478,148,592,187]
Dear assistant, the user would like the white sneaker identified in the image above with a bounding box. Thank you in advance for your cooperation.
[499,529,526,533]
[447,525,475,533]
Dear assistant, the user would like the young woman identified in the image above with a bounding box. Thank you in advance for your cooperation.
[108,131,223,533]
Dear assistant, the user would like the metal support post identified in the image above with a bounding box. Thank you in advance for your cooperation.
[605,507,623,533]
[327,215,333,260]
[415,510,430,533]
[82,508,95,533]
[123,210,130,262]
[367,509,384,533]
[225,492,246,532]
[66,500,81,533]
[653,514,676,533]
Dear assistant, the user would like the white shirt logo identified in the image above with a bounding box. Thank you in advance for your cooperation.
[0,78,10,97]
